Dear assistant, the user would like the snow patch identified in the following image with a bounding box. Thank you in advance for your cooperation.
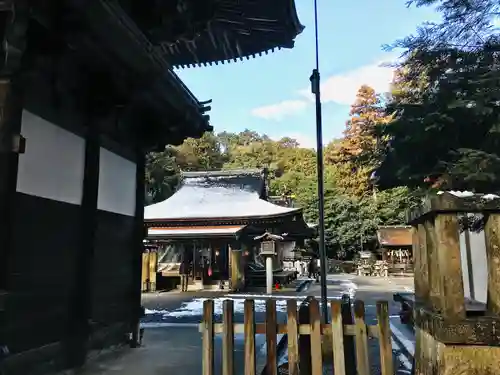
[436,190,474,197]
[341,281,358,299]
[145,297,295,318]
[482,194,500,200]
[446,191,474,197]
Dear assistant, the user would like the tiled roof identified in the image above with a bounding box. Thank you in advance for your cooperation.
[144,169,300,221]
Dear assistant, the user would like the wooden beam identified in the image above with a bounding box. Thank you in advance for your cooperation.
[67,100,100,367]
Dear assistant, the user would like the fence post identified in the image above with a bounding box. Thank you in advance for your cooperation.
[298,297,313,375]
[341,294,356,375]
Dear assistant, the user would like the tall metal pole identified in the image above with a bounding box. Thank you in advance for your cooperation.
[310,0,329,322]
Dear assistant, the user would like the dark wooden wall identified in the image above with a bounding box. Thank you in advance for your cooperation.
[2,48,142,374]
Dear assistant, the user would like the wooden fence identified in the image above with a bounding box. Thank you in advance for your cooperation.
[199,298,393,375]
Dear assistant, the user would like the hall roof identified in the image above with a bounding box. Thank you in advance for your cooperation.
[144,169,300,222]
[120,0,305,68]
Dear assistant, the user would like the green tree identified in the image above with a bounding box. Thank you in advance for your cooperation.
[175,131,225,171]
[378,44,500,192]
[145,147,181,204]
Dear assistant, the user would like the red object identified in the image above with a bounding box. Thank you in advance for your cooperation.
[208,267,212,277]
[275,282,280,290]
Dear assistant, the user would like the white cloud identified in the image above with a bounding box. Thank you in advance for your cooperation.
[271,133,317,149]
[299,58,397,105]
[250,100,308,121]
[250,55,398,124]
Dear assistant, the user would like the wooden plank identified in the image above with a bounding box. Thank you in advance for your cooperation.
[199,323,380,337]
[484,213,500,315]
[353,300,369,375]
[434,213,466,320]
[309,298,323,375]
[287,299,299,375]
[223,300,234,375]
[202,300,214,375]
[330,301,346,375]
[265,299,278,375]
[341,297,356,375]
[244,300,256,375]
[376,301,394,375]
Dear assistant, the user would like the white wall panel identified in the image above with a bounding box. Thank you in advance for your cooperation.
[98,147,136,216]
[459,226,488,304]
[16,110,85,205]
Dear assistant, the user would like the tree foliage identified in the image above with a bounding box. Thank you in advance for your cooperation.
[145,84,413,258]
[377,0,500,193]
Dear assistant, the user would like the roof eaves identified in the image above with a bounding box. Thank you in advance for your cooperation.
[181,168,264,179]
[81,1,211,138]
[144,207,302,223]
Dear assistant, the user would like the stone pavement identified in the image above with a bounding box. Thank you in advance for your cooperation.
[58,327,205,375]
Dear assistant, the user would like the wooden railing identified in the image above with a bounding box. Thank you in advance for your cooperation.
[199,298,393,375]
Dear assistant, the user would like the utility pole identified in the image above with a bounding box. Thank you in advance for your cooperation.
[311,0,329,322]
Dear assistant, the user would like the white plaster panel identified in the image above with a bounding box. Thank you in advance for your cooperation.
[97,147,136,216]
[16,110,85,205]
[469,230,488,303]
[459,227,488,304]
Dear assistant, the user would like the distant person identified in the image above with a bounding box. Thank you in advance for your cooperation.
[179,258,190,292]
[308,258,316,279]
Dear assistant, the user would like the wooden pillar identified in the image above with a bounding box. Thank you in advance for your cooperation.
[149,251,157,292]
[141,252,149,292]
[230,247,243,291]
[67,100,100,368]
[0,2,30,307]
[131,150,145,347]
[0,7,30,363]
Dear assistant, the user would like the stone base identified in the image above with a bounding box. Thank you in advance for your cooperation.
[416,328,500,375]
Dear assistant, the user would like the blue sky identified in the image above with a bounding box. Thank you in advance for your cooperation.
[175,0,438,148]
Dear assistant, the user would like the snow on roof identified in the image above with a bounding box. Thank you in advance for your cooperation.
[144,170,299,221]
